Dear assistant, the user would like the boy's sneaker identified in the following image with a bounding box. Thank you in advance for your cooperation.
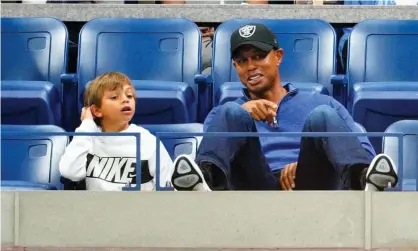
[171,154,212,191]
[365,153,398,191]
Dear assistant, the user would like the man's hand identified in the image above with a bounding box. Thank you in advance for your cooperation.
[81,106,94,121]
[280,162,297,191]
[241,99,278,124]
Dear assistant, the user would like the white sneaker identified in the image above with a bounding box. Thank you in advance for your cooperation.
[365,153,398,191]
[171,155,212,192]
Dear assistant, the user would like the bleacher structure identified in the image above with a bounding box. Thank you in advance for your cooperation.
[1,17,418,192]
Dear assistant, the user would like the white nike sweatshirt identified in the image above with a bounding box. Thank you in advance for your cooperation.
[59,119,174,191]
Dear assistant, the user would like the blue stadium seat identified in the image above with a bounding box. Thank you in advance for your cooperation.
[77,18,204,125]
[1,17,68,127]
[1,181,59,191]
[383,120,418,191]
[1,125,68,190]
[212,19,336,107]
[218,82,328,105]
[347,20,418,153]
[142,123,203,160]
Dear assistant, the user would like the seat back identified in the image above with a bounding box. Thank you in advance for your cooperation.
[142,123,203,161]
[212,18,336,106]
[1,17,68,126]
[1,81,61,125]
[1,125,68,190]
[347,20,418,108]
[77,18,202,124]
[1,17,68,88]
[383,120,418,191]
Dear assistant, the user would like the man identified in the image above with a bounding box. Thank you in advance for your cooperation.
[170,23,398,192]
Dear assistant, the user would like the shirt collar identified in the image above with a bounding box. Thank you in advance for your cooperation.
[242,83,298,100]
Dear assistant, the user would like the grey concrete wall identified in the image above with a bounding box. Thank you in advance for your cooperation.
[1,191,418,249]
[1,192,15,246]
[371,193,418,248]
[1,3,418,23]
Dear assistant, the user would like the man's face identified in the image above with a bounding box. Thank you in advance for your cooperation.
[232,45,283,96]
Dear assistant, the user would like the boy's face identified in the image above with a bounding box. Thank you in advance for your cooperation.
[92,84,136,126]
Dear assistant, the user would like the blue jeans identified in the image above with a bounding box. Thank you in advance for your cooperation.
[195,102,373,190]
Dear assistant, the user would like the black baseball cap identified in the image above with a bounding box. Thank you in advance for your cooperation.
[230,23,279,58]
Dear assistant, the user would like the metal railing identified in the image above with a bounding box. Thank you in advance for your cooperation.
[154,132,408,191]
[3,131,417,191]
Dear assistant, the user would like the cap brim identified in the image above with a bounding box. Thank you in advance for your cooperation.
[231,41,274,57]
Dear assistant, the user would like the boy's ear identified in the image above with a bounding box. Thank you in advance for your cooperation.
[90,104,102,118]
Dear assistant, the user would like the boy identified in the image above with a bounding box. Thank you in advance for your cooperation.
[59,72,174,191]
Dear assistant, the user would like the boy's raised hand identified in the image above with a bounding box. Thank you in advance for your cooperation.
[81,106,94,121]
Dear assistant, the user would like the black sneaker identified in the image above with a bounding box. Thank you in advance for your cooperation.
[171,155,212,191]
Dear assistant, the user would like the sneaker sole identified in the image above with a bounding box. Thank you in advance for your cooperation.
[366,153,398,191]
[171,155,209,191]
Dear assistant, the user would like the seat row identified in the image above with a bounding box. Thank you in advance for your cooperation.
[2,17,418,153]
[1,120,417,191]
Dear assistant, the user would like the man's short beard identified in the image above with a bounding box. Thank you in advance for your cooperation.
[249,81,274,99]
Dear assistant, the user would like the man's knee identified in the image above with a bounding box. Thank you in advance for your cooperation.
[219,102,253,125]
[305,105,340,130]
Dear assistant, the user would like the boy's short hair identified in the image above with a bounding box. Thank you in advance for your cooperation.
[84,72,136,108]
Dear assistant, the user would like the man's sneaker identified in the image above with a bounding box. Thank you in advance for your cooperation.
[365,153,398,191]
[171,154,212,191]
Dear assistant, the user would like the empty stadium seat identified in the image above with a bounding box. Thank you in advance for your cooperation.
[77,18,206,125]
[1,125,68,190]
[218,82,328,105]
[346,20,418,153]
[1,17,68,127]
[383,120,418,191]
[142,123,203,160]
[212,19,336,107]
[1,181,59,191]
